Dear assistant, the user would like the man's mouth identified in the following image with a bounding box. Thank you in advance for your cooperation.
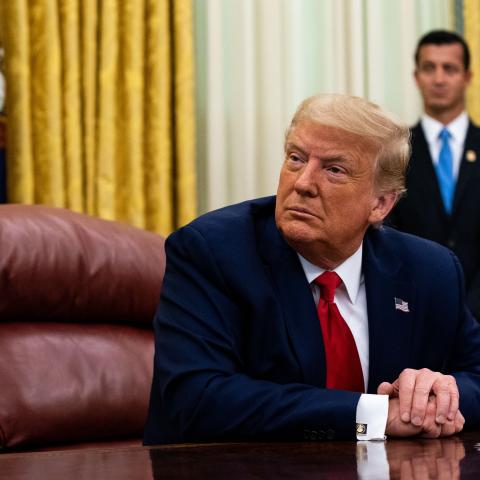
[287,206,317,218]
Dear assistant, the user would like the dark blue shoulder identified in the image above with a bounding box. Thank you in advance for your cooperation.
[365,225,459,279]
[166,196,276,250]
[185,196,275,235]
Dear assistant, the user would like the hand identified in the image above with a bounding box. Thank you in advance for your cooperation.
[386,437,465,479]
[417,396,464,438]
[385,396,464,438]
[385,397,423,437]
[378,368,459,427]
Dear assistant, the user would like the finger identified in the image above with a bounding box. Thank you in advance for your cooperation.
[436,458,453,480]
[410,369,440,426]
[454,411,465,434]
[440,410,464,437]
[400,459,414,480]
[448,389,460,421]
[451,461,461,480]
[454,441,466,461]
[423,442,440,474]
[439,419,456,437]
[444,378,460,421]
[432,379,452,424]
[419,399,441,438]
[411,457,429,479]
[377,381,394,395]
[397,369,417,422]
[431,375,458,423]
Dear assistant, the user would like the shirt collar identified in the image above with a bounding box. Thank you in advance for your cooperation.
[421,111,469,145]
[298,243,363,304]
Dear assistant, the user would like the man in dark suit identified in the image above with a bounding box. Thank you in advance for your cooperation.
[387,30,480,319]
[145,94,480,445]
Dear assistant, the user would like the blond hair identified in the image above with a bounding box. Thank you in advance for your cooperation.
[286,94,410,196]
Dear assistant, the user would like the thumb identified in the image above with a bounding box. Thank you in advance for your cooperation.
[377,382,394,396]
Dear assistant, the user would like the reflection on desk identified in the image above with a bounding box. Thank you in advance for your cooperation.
[384,437,466,479]
[1,431,479,479]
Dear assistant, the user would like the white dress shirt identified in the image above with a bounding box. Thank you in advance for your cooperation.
[298,244,388,441]
[421,111,469,179]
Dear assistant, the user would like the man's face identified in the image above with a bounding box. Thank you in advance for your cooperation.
[415,43,471,117]
[275,120,395,268]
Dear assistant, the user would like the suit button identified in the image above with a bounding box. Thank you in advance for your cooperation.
[447,239,455,249]
[326,429,335,440]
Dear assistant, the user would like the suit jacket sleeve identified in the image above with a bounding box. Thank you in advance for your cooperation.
[465,269,480,320]
[448,253,480,425]
[146,225,361,443]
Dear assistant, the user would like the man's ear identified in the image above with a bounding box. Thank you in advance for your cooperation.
[465,69,472,86]
[369,192,398,224]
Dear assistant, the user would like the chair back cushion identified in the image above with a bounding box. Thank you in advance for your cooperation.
[0,205,165,449]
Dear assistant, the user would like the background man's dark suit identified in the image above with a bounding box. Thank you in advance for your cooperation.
[144,196,480,445]
[387,121,480,318]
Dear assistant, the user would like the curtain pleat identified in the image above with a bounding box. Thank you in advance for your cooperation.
[2,0,34,202]
[145,0,173,233]
[2,0,196,234]
[59,0,84,211]
[464,0,480,124]
[30,0,65,206]
[172,0,197,227]
[96,0,119,221]
[80,0,98,216]
[116,0,146,227]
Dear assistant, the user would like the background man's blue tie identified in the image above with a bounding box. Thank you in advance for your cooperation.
[436,128,454,214]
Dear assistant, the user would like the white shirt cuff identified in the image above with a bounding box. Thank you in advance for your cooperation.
[355,393,388,441]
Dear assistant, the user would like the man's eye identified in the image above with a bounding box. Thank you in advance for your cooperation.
[421,64,434,73]
[288,154,303,163]
[444,65,458,74]
[328,166,344,174]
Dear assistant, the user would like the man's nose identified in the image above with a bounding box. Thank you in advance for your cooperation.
[294,163,319,197]
[433,68,446,84]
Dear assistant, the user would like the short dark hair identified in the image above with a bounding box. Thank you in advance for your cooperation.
[415,30,470,70]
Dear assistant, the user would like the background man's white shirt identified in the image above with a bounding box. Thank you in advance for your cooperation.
[421,111,469,180]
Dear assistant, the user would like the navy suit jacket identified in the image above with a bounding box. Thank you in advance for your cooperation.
[388,121,480,319]
[144,196,480,444]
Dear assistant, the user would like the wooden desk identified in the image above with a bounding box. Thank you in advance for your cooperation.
[1,432,479,479]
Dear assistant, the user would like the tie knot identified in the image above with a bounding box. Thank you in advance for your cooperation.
[439,128,451,142]
[314,271,341,303]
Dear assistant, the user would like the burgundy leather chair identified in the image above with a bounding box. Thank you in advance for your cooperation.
[0,205,165,450]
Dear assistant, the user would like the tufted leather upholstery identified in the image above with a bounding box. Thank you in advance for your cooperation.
[0,205,165,450]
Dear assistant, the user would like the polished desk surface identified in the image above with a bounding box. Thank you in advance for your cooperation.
[1,432,480,479]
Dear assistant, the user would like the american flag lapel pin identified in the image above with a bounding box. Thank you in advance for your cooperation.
[394,297,409,313]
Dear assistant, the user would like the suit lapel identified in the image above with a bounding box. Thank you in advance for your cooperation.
[363,229,416,393]
[259,214,326,387]
[453,121,480,214]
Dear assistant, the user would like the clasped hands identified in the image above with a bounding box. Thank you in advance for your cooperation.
[378,368,464,438]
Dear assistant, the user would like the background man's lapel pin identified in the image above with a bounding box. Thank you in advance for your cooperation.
[466,150,476,162]
[394,297,409,313]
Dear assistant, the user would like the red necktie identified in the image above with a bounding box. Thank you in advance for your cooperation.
[314,271,364,392]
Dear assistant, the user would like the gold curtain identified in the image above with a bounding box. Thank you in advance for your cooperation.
[464,0,480,125]
[0,0,196,234]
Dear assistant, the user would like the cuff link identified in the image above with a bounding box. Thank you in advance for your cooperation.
[356,423,367,435]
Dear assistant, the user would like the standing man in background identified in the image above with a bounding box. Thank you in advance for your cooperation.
[388,30,480,319]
